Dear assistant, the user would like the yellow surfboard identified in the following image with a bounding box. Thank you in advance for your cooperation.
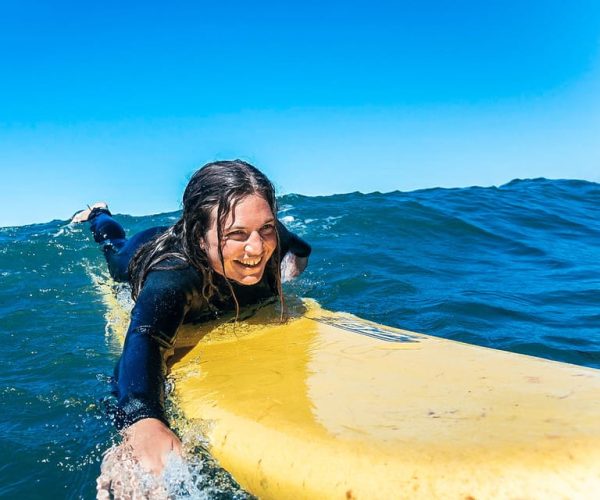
[98,281,600,499]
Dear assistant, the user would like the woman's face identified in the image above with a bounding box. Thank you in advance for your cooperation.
[203,194,278,285]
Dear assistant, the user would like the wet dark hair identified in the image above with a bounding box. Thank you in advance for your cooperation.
[128,160,283,318]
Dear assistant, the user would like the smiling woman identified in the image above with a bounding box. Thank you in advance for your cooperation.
[70,159,311,479]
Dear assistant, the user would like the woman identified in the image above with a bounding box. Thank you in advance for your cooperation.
[73,160,311,475]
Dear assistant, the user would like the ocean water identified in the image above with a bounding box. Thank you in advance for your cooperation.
[1,178,599,498]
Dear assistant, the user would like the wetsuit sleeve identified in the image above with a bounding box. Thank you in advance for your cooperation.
[113,267,196,429]
[277,220,311,259]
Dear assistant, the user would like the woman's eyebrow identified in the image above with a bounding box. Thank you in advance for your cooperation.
[226,218,275,230]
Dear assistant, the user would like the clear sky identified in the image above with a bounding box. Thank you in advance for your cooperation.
[1,0,599,227]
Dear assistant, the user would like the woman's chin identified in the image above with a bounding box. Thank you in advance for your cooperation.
[229,268,265,286]
[233,274,262,285]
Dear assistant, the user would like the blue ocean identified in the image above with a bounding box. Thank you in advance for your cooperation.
[1,178,599,498]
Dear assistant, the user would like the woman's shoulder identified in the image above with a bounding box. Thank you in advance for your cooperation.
[141,258,204,298]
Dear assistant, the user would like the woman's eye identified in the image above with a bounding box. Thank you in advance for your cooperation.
[226,230,247,241]
[260,224,275,235]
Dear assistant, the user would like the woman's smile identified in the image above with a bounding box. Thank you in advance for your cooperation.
[234,257,263,267]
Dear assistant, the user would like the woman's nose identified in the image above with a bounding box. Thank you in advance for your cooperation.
[244,231,264,255]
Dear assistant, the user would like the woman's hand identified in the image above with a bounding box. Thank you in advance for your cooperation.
[96,418,182,497]
[122,418,182,475]
[281,253,308,282]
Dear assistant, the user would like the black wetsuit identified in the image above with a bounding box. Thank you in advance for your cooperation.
[88,209,311,429]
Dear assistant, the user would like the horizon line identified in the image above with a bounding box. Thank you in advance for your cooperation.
[2,176,597,230]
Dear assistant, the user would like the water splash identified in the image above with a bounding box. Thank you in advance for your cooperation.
[96,440,253,499]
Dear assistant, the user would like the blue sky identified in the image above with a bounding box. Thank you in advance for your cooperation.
[1,0,599,226]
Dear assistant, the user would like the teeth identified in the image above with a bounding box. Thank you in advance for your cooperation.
[237,258,262,267]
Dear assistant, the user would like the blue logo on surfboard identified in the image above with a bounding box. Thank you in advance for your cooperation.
[310,316,419,343]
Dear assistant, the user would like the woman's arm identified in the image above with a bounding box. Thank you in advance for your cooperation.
[114,268,193,427]
[113,266,197,473]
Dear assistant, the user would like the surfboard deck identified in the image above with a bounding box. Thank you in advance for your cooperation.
[99,282,600,499]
